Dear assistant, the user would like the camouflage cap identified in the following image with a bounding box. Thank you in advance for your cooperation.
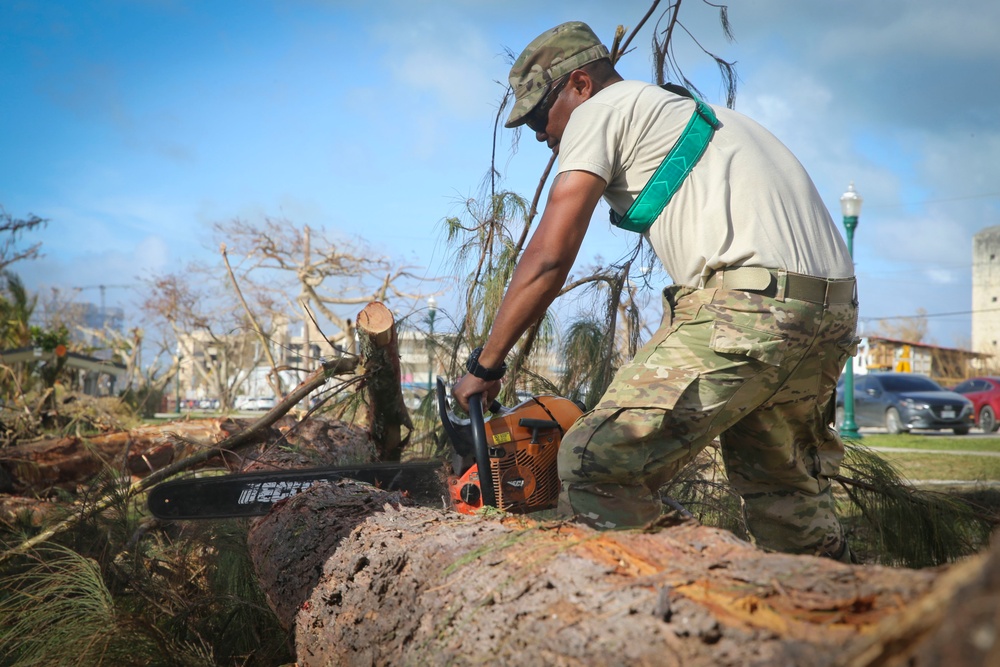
[505,21,610,129]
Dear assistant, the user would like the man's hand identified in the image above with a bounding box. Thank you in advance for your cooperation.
[452,373,501,412]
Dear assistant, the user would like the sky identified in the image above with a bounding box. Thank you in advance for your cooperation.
[2,0,999,353]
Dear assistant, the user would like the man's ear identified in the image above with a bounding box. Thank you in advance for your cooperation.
[568,69,595,100]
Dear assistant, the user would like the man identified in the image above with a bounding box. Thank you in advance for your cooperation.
[452,21,858,561]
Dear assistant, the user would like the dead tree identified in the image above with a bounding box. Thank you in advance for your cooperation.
[248,480,998,667]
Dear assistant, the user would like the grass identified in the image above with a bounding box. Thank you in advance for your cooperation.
[869,453,1000,484]
[844,433,1000,484]
[857,432,1000,453]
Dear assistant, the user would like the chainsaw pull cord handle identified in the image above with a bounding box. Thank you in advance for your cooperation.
[468,393,498,508]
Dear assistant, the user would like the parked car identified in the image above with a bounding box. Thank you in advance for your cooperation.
[951,376,1000,432]
[250,396,276,411]
[235,396,276,411]
[835,372,974,435]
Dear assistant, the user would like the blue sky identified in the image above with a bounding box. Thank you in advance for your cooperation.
[2,0,999,351]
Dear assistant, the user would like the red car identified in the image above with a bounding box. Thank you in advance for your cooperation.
[952,376,1000,432]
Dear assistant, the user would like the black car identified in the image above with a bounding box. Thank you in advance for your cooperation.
[835,372,974,435]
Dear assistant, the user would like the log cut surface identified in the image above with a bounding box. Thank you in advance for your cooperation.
[245,481,985,667]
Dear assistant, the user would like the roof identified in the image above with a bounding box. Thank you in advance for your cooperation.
[866,335,988,357]
[0,346,128,378]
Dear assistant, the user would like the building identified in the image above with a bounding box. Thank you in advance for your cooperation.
[0,346,127,396]
[174,315,356,408]
[854,336,987,387]
[972,226,1000,364]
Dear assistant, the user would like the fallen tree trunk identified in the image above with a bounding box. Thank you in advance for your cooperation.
[0,356,359,566]
[248,481,997,667]
[0,355,362,498]
[0,420,258,494]
[356,301,412,461]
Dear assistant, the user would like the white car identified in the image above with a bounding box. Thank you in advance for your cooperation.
[251,396,276,411]
[235,396,276,411]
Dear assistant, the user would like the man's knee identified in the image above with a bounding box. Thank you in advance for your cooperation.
[556,412,662,528]
[557,407,661,485]
[557,411,615,483]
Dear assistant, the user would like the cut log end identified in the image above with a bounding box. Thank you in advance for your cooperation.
[356,302,395,348]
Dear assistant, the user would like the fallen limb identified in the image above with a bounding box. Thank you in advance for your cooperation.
[0,356,356,566]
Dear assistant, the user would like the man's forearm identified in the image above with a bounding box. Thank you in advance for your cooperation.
[475,170,606,370]
[476,251,568,368]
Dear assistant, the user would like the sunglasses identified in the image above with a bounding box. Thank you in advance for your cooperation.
[524,77,568,134]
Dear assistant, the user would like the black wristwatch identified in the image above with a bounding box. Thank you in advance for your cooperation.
[465,346,507,381]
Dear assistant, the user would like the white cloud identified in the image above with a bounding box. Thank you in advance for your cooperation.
[373,18,503,120]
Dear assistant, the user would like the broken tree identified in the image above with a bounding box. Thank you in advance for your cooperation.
[356,301,412,461]
[248,480,999,667]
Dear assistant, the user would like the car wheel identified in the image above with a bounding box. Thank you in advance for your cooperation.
[885,407,908,434]
[980,406,999,433]
[953,426,971,435]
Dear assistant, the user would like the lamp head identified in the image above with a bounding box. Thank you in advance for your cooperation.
[840,181,863,218]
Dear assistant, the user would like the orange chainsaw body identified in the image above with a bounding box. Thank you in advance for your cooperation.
[448,395,583,515]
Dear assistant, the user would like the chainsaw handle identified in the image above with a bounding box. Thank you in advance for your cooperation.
[468,394,497,508]
[436,377,464,454]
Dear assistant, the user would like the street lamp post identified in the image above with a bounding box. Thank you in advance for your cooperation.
[427,296,437,390]
[839,182,862,440]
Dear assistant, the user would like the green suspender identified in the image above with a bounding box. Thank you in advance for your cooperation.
[610,89,720,234]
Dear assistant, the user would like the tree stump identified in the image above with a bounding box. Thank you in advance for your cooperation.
[356,302,412,461]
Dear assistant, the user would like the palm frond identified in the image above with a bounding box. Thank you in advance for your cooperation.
[558,317,614,408]
[659,446,748,539]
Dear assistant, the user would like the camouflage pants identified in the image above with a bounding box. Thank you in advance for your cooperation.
[557,275,858,557]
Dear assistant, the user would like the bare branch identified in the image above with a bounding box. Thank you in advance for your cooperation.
[221,242,283,397]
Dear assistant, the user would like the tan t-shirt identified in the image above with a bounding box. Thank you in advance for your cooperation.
[556,80,854,286]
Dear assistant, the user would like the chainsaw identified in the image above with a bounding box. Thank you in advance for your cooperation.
[436,378,583,515]
[146,378,583,520]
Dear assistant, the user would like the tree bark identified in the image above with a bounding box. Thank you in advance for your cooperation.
[0,420,241,493]
[0,414,382,497]
[355,301,412,461]
[247,480,995,667]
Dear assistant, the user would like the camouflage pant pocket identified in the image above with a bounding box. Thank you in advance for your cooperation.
[709,320,788,367]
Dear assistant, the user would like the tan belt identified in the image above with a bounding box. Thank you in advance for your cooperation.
[703,267,855,306]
